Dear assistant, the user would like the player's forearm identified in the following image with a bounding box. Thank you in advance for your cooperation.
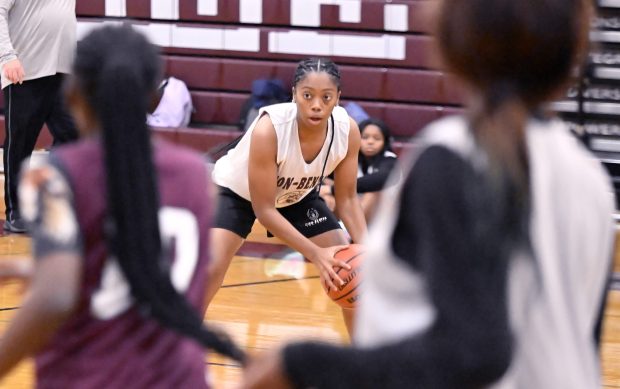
[0,252,80,377]
[0,290,73,377]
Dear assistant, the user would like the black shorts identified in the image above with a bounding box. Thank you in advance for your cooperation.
[212,186,341,239]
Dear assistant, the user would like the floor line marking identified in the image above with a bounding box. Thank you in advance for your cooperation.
[222,275,319,288]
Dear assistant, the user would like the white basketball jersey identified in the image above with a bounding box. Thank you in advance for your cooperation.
[356,116,614,389]
[212,102,350,207]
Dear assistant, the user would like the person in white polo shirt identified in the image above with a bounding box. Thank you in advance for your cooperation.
[0,0,78,233]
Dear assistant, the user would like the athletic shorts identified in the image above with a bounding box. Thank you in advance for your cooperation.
[212,186,341,239]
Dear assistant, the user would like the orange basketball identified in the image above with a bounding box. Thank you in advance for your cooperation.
[322,244,364,309]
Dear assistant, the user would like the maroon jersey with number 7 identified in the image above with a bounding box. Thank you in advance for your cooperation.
[29,138,212,389]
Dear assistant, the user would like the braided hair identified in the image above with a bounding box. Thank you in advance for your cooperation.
[72,24,246,364]
[292,57,341,90]
[209,57,342,160]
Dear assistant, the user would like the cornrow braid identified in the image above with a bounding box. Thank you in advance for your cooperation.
[73,24,246,364]
[293,57,341,90]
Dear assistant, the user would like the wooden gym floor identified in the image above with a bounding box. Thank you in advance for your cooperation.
[0,179,618,388]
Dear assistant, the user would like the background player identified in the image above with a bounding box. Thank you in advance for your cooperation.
[319,117,399,223]
[207,58,367,333]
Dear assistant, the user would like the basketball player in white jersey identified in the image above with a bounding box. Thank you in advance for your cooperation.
[240,1,614,388]
[208,58,367,333]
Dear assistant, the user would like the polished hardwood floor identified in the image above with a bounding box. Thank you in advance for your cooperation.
[0,244,348,388]
[0,203,617,387]
[0,234,618,388]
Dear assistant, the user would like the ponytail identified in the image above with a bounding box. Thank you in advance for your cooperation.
[470,82,530,204]
[75,25,246,364]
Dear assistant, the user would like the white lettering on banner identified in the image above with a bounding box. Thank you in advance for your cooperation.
[384,4,408,32]
[172,24,224,49]
[197,0,218,16]
[291,0,361,27]
[110,1,409,32]
[134,23,174,47]
[269,30,406,60]
[172,25,260,51]
[334,34,405,59]
[78,21,260,52]
[240,0,263,24]
[76,20,404,60]
[151,0,179,20]
[151,0,263,21]
[105,0,126,17]
[224,28,262,51]
[80,22,164,45]
[77,20,122,41]
[269,30,331,56]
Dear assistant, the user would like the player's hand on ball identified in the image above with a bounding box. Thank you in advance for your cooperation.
[310,245,351,292]
[322,244,364,308]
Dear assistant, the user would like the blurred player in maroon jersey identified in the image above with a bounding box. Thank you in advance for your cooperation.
[0,24,244,387]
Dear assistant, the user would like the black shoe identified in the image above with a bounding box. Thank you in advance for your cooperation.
[3,218,27,233]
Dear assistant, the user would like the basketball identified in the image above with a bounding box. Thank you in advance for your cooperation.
[322,244,364,309]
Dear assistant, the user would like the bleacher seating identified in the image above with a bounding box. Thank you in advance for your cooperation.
[0,1,465,157]
[67,0,464,158]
